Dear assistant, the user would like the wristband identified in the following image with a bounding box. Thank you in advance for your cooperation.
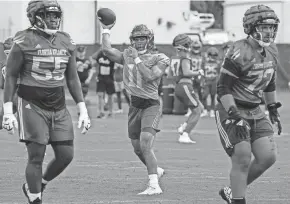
[134,57,142,64]
[3,102,13,114]
[77,102,88,114]
[102,29,111,35]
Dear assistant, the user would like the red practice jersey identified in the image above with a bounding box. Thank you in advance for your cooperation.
[204,59,221,82]
[123,52,169,100]
[11,28,76,110]
[221,38,278,105]
[14,28,75,88]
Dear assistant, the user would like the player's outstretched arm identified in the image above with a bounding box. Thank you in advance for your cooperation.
[4,43,23,103]
[102,30,123,64]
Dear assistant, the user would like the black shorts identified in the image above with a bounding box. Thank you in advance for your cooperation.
[96,79,115,95]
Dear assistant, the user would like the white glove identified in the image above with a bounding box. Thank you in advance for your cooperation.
[198,69,205,76]
[2,102,18,134]
[2,66,6,79]
[77,102,91,134]
[288,81,290,89]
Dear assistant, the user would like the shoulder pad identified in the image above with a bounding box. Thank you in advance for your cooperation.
[266,43,279,57]
[225,39,254,70]
[13,29,33,49]
[56,31,76,53]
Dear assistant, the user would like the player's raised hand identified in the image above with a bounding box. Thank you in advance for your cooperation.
[267,102,282,135]
[100,21,116,30]
[77,102,91,134]
[97,8,116,30]
[2,102,18,135]
[128,46,138,59]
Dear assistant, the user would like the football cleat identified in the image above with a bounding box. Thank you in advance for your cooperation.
[219,186,232,204]
[22,183,42,204]
[157,167,165,179]
[178,133,196,144]
[210,110,215,118]
[200,110,208,117]
[138,184,163,195]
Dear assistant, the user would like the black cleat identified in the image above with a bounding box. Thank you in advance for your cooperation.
[219,186,232,204]
[22,183,42,204]
[41,183,46,193]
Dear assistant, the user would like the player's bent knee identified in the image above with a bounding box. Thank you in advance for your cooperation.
[140,131,155,151]
[51,140,74,164]
[231,141,252,171]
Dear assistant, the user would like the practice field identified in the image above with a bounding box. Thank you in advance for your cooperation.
[0,92,289,204]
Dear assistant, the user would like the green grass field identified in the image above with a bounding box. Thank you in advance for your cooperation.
[0,91,289,204]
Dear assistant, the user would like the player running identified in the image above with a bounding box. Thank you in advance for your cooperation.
[202,47,221,118]
[215,5,282,204]
[173,34,203,144]
[2,1,91,203]
[76,45,95,100]
[99,19,169,195]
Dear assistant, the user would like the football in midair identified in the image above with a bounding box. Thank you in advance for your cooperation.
[97,8,116,26]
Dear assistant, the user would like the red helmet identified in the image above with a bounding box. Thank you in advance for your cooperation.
[172,34,192,52]
[243,5,279,46]
[129,24,153,52]
[27,0,62,35]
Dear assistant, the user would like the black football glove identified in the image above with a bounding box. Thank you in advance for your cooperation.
[227,106,251,139]
[267,102,282,135]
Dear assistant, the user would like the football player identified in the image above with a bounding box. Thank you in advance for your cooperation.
[2,1,91,203]
[76,45,95,100]
[184,39,205,117]
[99,20,169,195]
[215,5,282,204]
[173,34,203,144]
[91,49,116,118]
[202,47,221,118]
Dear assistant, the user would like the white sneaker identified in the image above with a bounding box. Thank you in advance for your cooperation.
[200,110,208,117]
[178,133,196,144]
[114,109,123,114]
[157,167,165,179]
[209,110,215,118]
[138,184,163,195]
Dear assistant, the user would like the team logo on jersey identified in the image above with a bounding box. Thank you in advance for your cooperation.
[37,49,67,56]
[99,57,110,64]
[253,61,274,69]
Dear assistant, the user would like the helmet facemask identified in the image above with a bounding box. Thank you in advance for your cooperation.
[252,19,278,47]
[129,24,152,54]
[34,5,62,35]
[130,36,149,53]
[191,41,202,55]
[207,53,218,62]
[172,34,192,57]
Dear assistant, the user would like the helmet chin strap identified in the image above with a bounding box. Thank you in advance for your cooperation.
[35,16,58,35]
[250,34,271,47]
